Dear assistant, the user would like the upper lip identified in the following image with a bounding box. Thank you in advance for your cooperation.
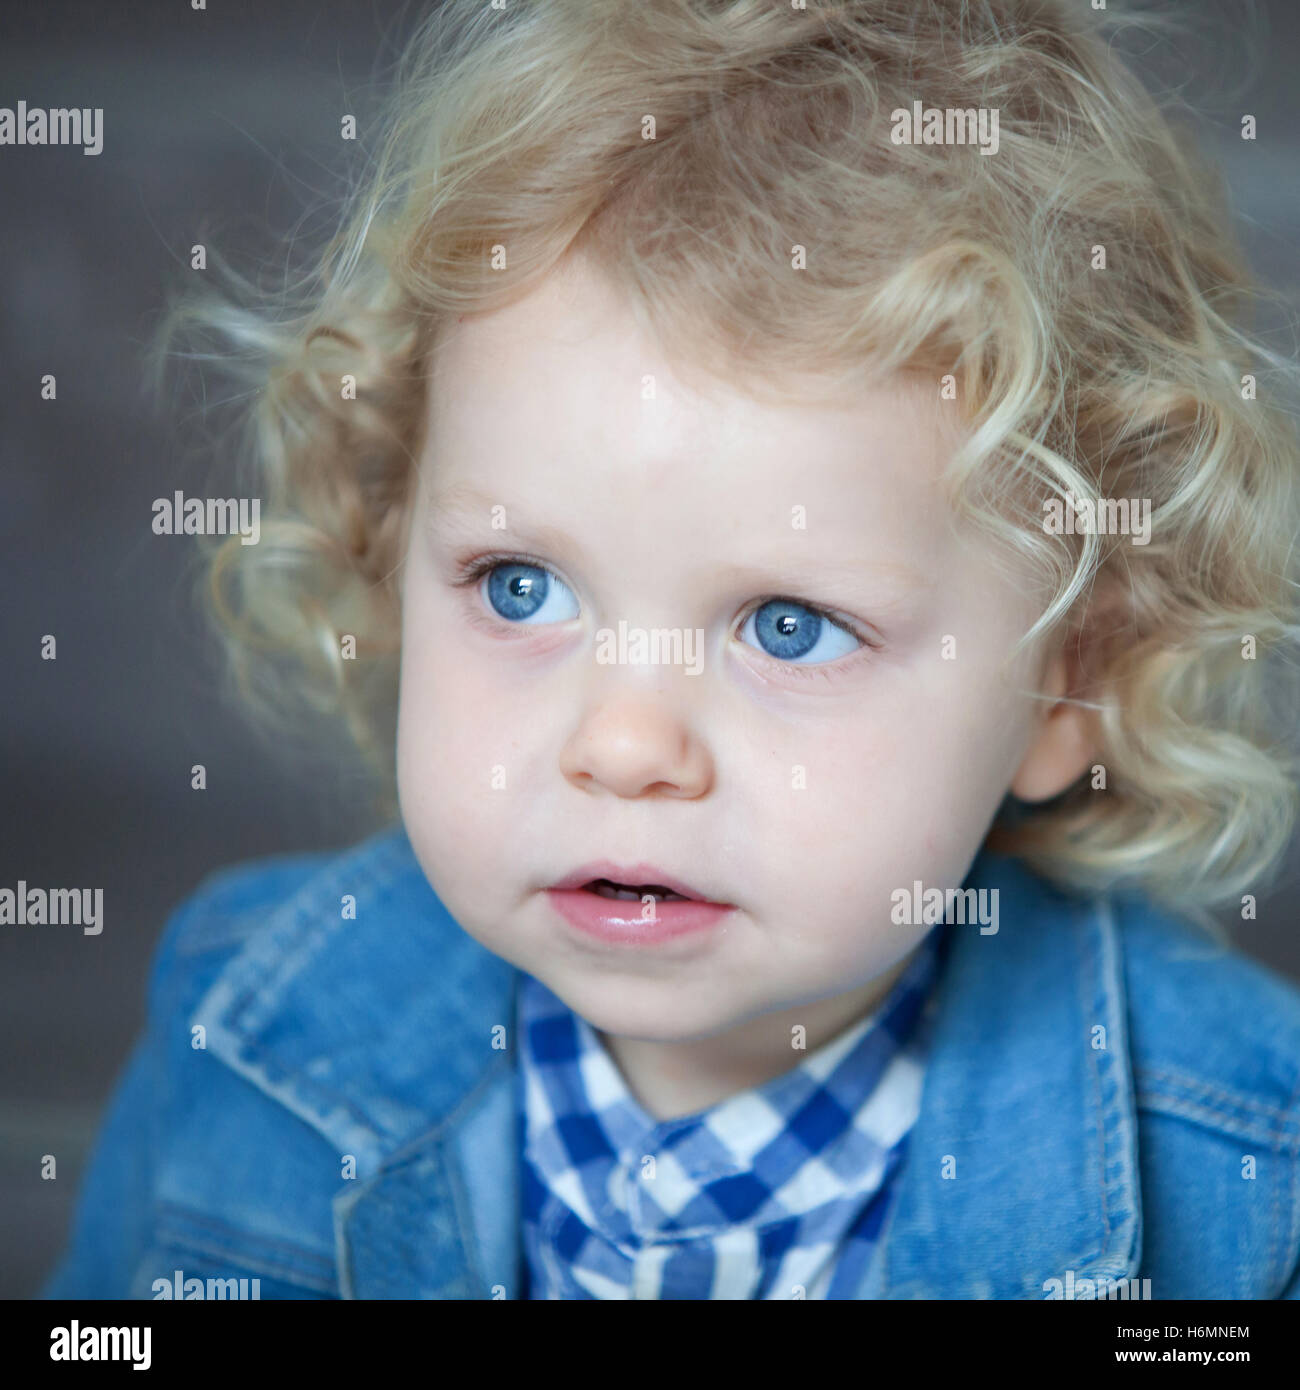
[549,862,723,903]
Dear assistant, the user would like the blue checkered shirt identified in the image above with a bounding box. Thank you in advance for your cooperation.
[517,925,946,1299]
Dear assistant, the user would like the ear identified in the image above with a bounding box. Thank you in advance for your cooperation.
[1009,638,1097,803]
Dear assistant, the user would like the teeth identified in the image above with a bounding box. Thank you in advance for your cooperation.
[586,880,688,902]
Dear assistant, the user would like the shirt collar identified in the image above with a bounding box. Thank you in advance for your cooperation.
[520,923,944,1221]
[517,929,945,1297]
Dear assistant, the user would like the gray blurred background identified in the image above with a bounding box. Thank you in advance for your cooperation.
[1,0,1298,1298]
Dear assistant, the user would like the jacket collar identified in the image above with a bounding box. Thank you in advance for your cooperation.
[194,825,1140,1299]
[872,853,1142,1297]
[191,825,520,1298]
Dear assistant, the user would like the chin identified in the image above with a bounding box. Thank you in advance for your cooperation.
[549,980,734,1043]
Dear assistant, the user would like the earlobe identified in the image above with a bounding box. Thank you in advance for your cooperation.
[1009,649,1097,803]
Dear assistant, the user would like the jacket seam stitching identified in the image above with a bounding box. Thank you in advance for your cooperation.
[1138,1064,1299,1125]
[154,1200,337,1272]
[1133,1089,1299,1147]
[426,1051,516,1299]
[1078,903,1113,1266]
[333,1052,515,1300]
[150,1221,336,1293]
[1269,1070,1300,1295]
[149,1242,336,1295]
[1134,1083,1300,1145]
[1069,897,1138,1286]
[209,836,420,1150]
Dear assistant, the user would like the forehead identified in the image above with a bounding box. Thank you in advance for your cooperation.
[420,256,960,566]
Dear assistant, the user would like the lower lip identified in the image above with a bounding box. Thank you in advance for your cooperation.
[545,888,734,944]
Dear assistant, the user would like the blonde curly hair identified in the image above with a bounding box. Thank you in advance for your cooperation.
[154,0,1300,916]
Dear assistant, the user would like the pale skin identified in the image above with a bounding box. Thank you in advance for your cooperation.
[396,252,1095,1122]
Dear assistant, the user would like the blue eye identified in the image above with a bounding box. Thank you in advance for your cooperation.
[481,561,580,624]
[739,599,861,664]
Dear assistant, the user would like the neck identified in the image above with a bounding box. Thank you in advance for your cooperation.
[596,948,917,1122]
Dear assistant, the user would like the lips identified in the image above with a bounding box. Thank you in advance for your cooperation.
[544,860,735,945]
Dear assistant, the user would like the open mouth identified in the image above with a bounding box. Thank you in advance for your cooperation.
[582,879,691,903]
[546,865,732,942]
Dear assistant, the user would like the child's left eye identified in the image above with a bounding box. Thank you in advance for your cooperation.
[478,560,580,624]
[738,599,861,665]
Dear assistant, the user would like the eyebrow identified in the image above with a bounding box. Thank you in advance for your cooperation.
[426,486,582,557]
[425,486,932,604]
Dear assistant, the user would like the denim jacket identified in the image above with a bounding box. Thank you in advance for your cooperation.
[42,824,1300,1299]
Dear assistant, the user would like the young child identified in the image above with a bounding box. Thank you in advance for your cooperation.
[45,0,1300,1300]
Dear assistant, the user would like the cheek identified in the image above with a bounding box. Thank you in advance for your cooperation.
[763,669,1018,891]
[395,610,509,877]
[871,663,1029,871]
[749,718,922,903]
[397,571,518,763]
[396,593,570,918]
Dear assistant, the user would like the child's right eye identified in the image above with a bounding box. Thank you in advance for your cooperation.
[478,560,580,625]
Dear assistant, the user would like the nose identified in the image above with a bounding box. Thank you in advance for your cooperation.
[559,695,715,800]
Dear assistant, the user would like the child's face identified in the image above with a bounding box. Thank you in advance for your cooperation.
[397,254,1056,1046]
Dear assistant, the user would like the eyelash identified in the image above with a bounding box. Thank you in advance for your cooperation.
[453,550,551,589]
[451,551,879,676]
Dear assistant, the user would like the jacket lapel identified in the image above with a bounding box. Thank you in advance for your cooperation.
[192,825,520,1298]
[871,855,1142,1298]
